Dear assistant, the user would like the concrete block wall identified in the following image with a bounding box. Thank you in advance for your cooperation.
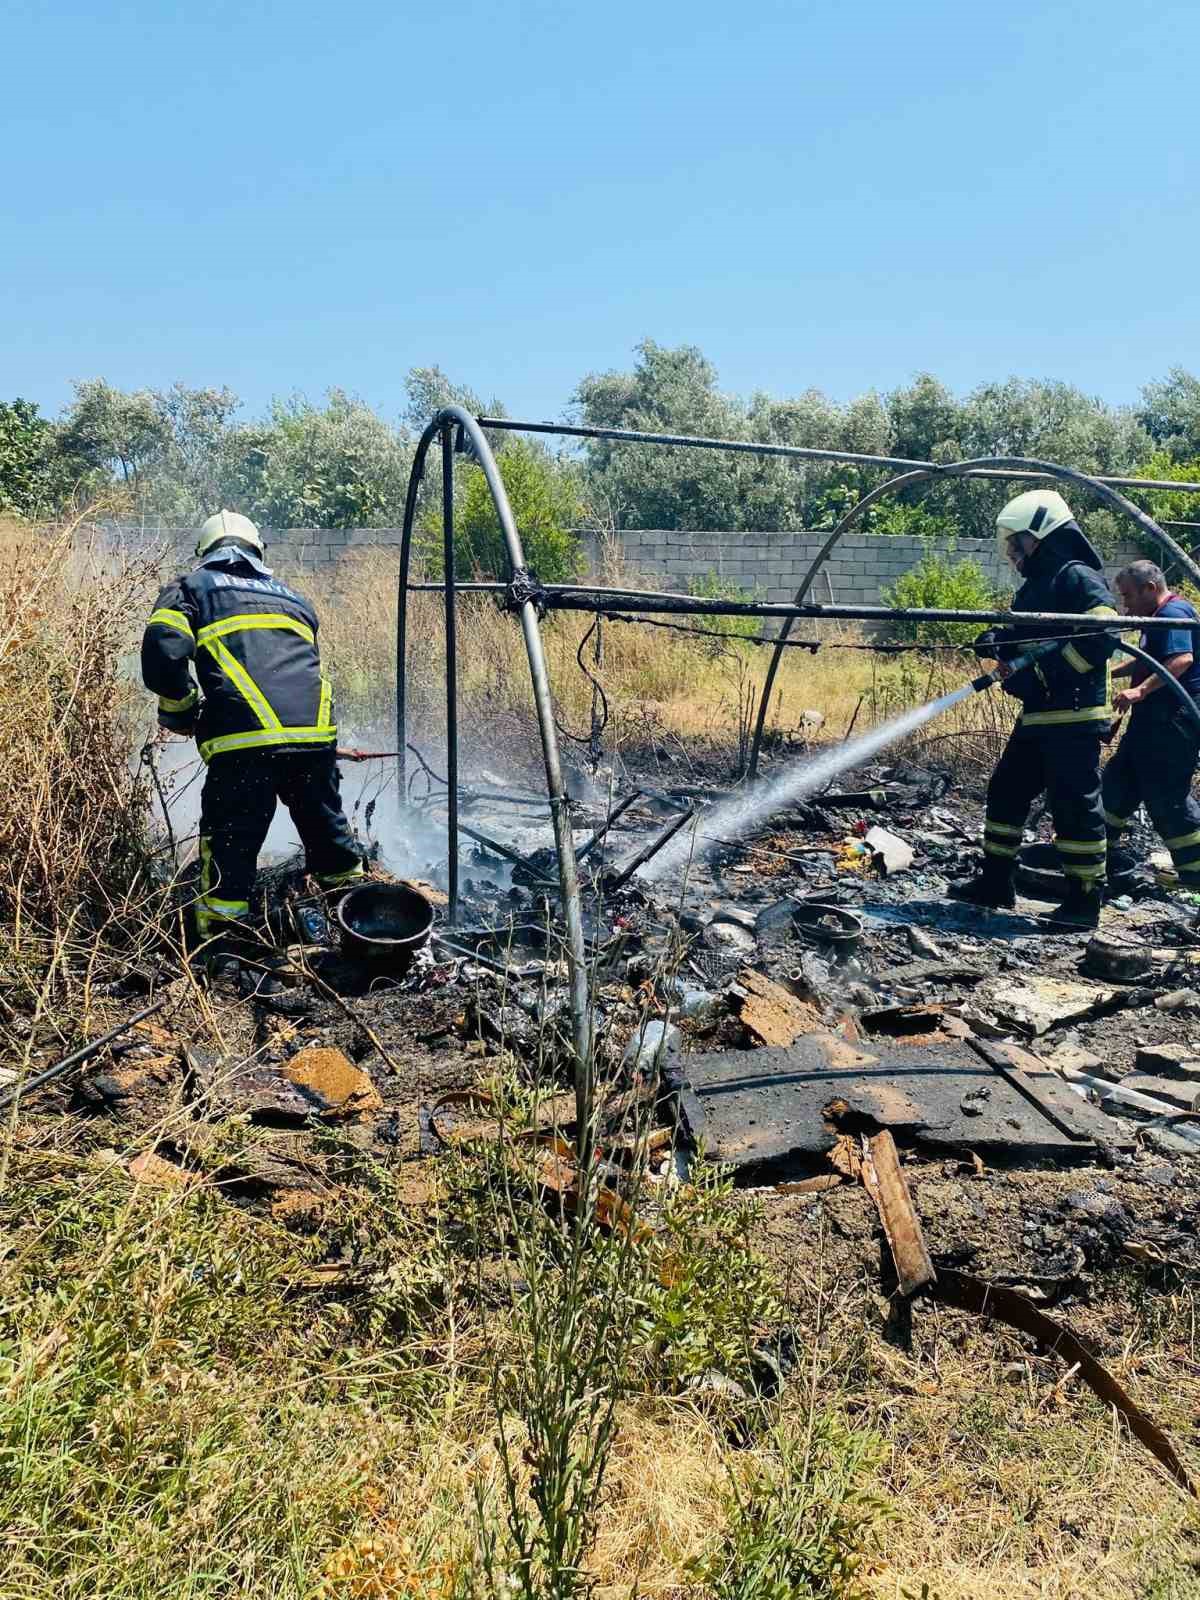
[578,528,1144,606]
[102,521,1143,605]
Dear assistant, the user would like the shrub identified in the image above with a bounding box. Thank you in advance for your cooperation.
[445,438,583,583]
[882,550,997,647]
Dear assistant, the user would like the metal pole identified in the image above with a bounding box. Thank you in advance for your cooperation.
[606,807,696,892]
[456,820,559,886]
[395,419,438,796]
[429,408,594,1147]
[442,420,459,927]
[575,791,643,862]
[476,417,1200,495]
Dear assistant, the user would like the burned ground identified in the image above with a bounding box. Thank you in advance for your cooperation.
[5,741,1200,1598]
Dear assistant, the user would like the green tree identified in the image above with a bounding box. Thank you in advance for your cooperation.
[58,379,171,493]
[220,391,413,528]
[0,399,67,517]
[1139,368,1200,459]
[442,437,583,581]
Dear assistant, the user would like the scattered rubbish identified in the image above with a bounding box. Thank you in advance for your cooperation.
[1118,1076,1200,1114]
[882,959,984,987]
[622,1020,682,1074]
[283,1047,383,1119]
[729,968,822,1048]
[1154,989,1200,1013]
[983,975,1115,1038]
[815,787,888,811]
[1134,1042,1200,1079]
[927,1268,1197,1498]
[1081,932,1158,984]
[960,1086,992,1116]
[1056,1065,1200,1137]
[0,996,170,1113]
[127,1149,197,1189]
[791,898,864,956]
[863,826,914,877]
[906,925,942,958]
[674,1030,1121,1181]
[673,983,719,1022]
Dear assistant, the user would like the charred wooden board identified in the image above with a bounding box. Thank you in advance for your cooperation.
[673,1031,1128,1181]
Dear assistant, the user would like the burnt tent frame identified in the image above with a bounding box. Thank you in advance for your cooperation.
[395,410,1200,1081]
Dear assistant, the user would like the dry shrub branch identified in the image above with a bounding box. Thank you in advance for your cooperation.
[0,518,165,983]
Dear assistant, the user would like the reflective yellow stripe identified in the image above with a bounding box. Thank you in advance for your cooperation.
[1020,705,1112,727]
[158,688,198,713]
[198,895,250,917]
[149,607,194,639]
[199,726,338,761]
[1055,839,1107,855]
[318,675,333,730]
[1062,862,1106,881]
[202,638,281,731]
[983,840,1020,858]
[1103,810,1131,829]
[318,864,365,886]
[1087,606,1120,618]
[1164,828,1200,850]
[197,613,315,648]
[1062,643,1091,674]
[984,819,1023,838]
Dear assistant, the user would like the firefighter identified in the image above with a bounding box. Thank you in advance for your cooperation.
[142,510,363,976]
[1103,560,1200,892]
[949,489,1119,928]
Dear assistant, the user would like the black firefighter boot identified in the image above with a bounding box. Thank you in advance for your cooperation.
[1041,877,1104,930]
[947,854,1016,910]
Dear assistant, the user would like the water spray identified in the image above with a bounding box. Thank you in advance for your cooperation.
[643,638,1068,885]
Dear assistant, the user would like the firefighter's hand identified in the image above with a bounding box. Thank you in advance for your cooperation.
[1113,685,1143,713]
[992,661,1013,680]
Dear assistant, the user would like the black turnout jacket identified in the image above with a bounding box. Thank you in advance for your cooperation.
[988,523,1119,730]
[141,548,336,762]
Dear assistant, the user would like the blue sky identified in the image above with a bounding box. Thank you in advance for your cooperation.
[4,0,1197,426]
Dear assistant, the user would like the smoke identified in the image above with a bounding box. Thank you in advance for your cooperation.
[642,682,975,884]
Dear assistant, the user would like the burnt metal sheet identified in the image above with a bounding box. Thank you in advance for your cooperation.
[674,1031,1127,1181]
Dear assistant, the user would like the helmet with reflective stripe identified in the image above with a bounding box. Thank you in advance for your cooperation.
[196,509,265,559]
[996,489,1075,558]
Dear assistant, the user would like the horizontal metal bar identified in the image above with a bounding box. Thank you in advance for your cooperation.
[402,578,1189,630]
[476,417,1200,495]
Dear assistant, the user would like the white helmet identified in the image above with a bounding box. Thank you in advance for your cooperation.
[996,489,1075,558]
[196,509,265,559]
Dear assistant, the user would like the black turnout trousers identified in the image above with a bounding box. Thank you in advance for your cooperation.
[196,748,362,936]
[1103,706,1200,885]
[983,724,1107,886]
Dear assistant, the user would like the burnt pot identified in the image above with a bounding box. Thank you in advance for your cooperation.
[336,882,435,972]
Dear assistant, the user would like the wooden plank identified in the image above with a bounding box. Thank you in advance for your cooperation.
[860,1130,936,1297]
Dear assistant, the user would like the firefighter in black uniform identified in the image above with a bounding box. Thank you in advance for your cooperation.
[949,490,1119,929]
[142,510,363,971]
[1103,560,1200,892]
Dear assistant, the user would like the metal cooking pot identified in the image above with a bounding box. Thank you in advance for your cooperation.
[336,881,435,970]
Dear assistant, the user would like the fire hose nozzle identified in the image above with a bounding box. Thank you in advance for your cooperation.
[971,636,1063,695]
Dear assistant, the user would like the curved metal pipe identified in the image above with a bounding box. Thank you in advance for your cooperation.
[395,408,593,1124]
[747,455,1200,780]
[395,416,440,794]
[1113,640,1200,737]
